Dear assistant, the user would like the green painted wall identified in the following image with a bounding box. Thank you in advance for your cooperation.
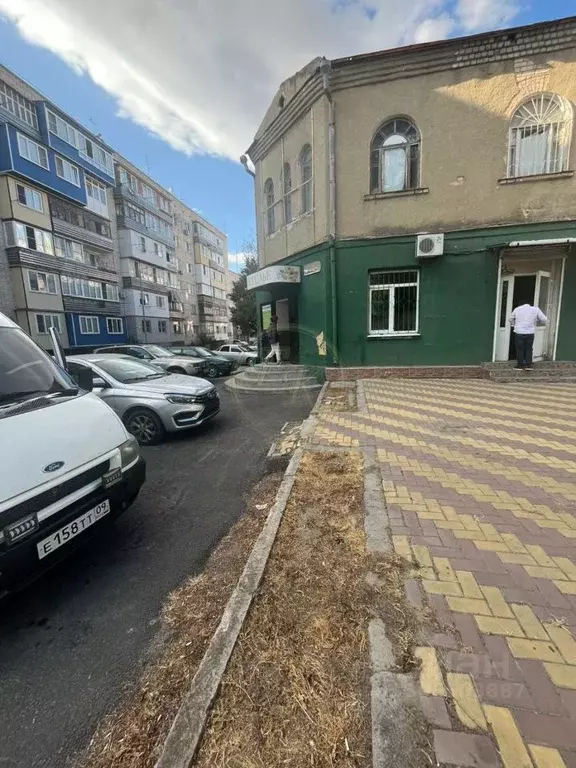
[255,221,575,367]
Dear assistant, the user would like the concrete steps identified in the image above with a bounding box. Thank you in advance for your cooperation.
[225,363,322,393]
[483,361,576,383]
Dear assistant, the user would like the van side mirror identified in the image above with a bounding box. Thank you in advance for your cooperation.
[75,367,94,391]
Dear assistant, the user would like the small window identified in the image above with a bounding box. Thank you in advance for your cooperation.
[158,320,167,333]
[80,316,100,334]
[221,345,229,352]
[140,236,146,252]
[35,314,61,335]
[283,162,292,224]
[369,270,419,336]
[155,295,165,308]
[299,145,313,214]
[55,155,81,186]
[16,183,43,212]
[28,269,58,294]
[508,94,573,178]
[106,317,123,335]
[17,133,49,170]
[263,178,275,235]
[370,118,420,194]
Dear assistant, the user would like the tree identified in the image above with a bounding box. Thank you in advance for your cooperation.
[230,244,259,339]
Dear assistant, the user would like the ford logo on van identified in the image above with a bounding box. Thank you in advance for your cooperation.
[43,461,65,473]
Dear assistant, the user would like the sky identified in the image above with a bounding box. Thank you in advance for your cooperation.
[0,0,572,269]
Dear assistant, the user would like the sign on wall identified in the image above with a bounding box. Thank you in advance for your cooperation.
[247,265,301,291]
[304,261,321,276]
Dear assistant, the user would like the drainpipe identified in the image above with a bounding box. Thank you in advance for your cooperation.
[321,60,338,366]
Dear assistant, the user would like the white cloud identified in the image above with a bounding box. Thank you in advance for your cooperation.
[0,0,520,161]
[228,252,249,273]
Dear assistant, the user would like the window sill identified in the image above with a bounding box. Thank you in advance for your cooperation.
[364,188,429,201]
[367,333,421,340]
[498,171,573,185]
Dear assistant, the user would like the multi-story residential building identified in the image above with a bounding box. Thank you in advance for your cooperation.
[170,196,229,341]
[113,156,183,344]
[0,65,125,350]
[171,200,200,341]
[244,16,576,369]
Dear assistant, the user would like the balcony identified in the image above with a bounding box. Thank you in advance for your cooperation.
[122,275,170,295]
[6,247,117,281]
[114,184,173,223]
[62,296,121,316]
[116,213,175,249]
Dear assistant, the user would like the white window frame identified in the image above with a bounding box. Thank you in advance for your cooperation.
[85,176,109,217]
[16,183,43,213]
[17,133,49,170]
[46,109,80,148]
[0,81,38,128]
[155,295,165,308]
[104,283,120,302]
[79,316,100,335]
[106,317,123,335]
[61,275,103,300]
[54,235,84,262]
[80,137,113,176]
[158,320,167,333]
[35,313,61,335]
[55,155,81,187]
[28,269,58,295]
[368,270,420,337]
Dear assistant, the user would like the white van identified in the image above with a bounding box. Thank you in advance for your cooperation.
[0,312,146,594]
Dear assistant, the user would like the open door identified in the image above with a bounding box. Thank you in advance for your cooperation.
[495,275,514,361]
[533,271,551,361]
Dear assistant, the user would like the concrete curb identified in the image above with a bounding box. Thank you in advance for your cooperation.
[155,448,304,768]
[363,448,391,555]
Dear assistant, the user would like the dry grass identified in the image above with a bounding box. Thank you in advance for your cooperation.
[320,385,356,413]
[76,473,284,768]
[194,451,372,768]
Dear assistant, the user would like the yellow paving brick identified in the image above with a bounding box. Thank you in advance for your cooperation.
[553,557,576,582]
[528,744,566,768]
[545,624,576,665]
[529,744,568,768]
[455,530,488,541]
[447,597,492,616]
[456,570,483,599]
[476,616,525,638]
[481,587,514,619]
[418,567,437,581]
[507,638,564,663]
[392,536,413,562]
[447,673,487,731]
[512,605,549,641]
[500,553,538,566]
[526,545,556,567]
[525,566,568,581]
[555,581,576,595]
[544,662,576,690]
[434,558,457,582]
[412,545,433,568]
[476,541,512,553]
[423,580,462,597]
[501,534,528,554]
[484,705,534,768]
[415,646,446,696]
[481,523,503,542]
[436,520,465,531]
[418,511,446,520]
[461,515,482,532]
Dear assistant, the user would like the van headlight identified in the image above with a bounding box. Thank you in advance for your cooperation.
[120,436,140,468]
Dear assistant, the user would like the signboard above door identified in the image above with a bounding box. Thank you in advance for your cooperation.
[247,265,301,291]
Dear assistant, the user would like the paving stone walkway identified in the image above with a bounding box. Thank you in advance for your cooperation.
[311,379,576,768]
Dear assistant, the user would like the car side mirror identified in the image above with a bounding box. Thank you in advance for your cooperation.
[74,367,94,391]
[92,376,108,389]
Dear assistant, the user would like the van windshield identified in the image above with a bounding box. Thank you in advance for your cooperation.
[0,327,77,407]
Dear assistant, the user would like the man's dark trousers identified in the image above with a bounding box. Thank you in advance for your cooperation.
[515,333,535,368]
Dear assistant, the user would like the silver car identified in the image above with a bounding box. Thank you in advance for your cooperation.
[66,355,220,445]
[93,344,206,377]
[216,344,259,366]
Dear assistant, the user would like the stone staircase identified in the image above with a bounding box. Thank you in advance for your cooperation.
[225,363,323,394]
[483,361,576,383]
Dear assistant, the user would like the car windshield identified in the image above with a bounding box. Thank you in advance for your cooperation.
[194,347,215,358]
[0,327,77,409]
[146,345,174,358]
[95,357,166,383]
[179,348,201,357]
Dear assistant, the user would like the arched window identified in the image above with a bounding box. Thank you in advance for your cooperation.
[370,118,420,194]
[263,178,275,235]
[299,144,312,214]
[283,162,292,224]
[508,94,572,178]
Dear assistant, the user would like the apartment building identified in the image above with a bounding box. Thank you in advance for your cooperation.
[245,16,576,368]
[170,196,229,341]
[113,156,183,344]
[0,65,125,351]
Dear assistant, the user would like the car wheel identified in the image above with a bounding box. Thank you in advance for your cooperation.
[207,364,219,378]
[167,366,187,375]
[247,357,255,367]
[124,408,165,446]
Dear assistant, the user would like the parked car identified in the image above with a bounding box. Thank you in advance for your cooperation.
[93,344,207,377]
[171,347,237,378]
[0,313,145,593]
[66,355,220,445]
[216,344,259,366]
[229,339,257,352]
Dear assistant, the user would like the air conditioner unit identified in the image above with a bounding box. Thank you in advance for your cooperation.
[416,233,444,259]
[119,291,126,299]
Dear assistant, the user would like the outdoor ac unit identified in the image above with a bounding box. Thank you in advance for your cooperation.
[119,291,126,299]
[416,233,444,259]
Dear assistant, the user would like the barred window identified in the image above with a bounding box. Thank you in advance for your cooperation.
[370,119,420,194]
[508,94,572,178]
[369,270,419,336]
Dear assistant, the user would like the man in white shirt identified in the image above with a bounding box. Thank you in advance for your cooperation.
[509,303,547,371]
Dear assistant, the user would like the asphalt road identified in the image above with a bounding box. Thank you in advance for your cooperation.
[0,381,316,768]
